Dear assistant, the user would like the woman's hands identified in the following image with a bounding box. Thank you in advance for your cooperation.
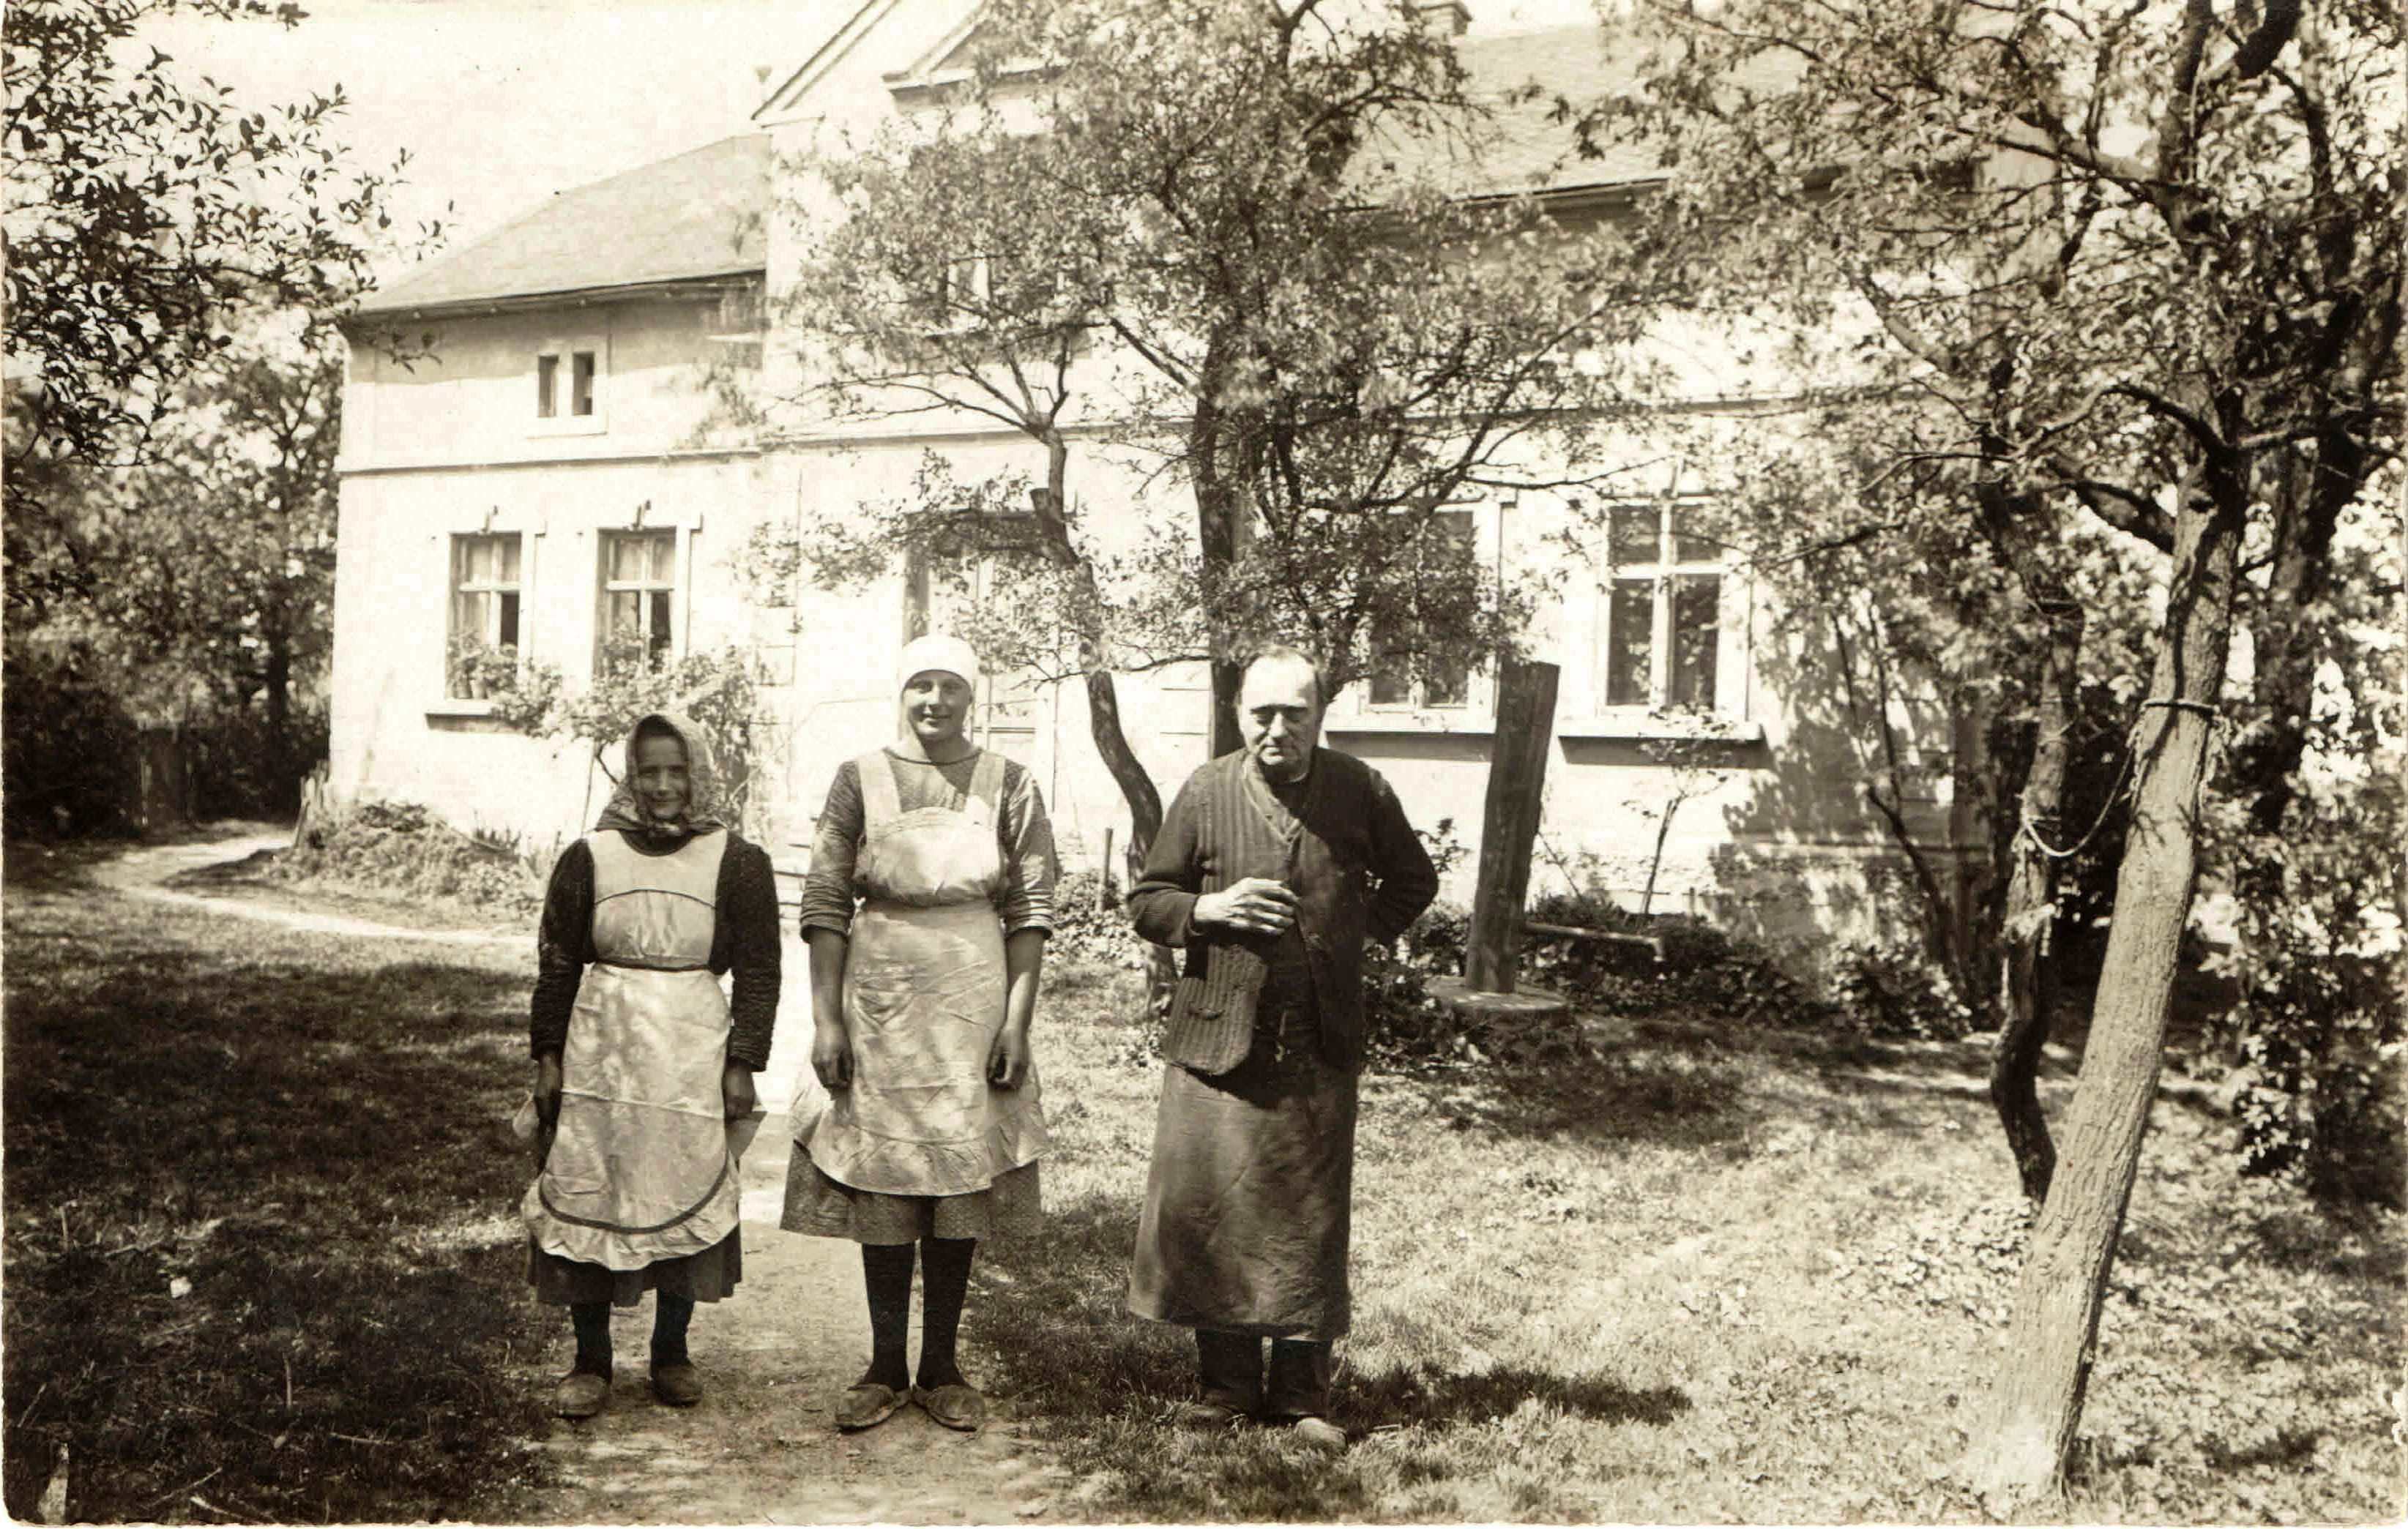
[722,1061,757,1118]
[533,1053,564,1127]
[988,1019,1032,1090]
[811,1017,854,1091]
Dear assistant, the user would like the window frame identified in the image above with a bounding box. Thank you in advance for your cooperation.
[531,333,608,437]
[1591,496,1740,719]
[595,526,682,674]
[445,531,526,701]
[1365,506,1482,713]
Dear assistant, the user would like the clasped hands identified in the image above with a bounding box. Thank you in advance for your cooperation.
[532,1054,756,1121]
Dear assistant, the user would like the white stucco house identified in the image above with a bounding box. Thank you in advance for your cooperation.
[331,0,1982,963]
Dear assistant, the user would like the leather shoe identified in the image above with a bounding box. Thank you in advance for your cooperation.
[1284,1415,1346,1451]
[552,1371,610,1419]
[651,1361,703,1407]
[1174,1400,1247,1431]
[836,1381,906,1431]
[914,1382,986,1432]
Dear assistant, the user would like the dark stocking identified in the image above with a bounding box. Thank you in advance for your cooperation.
[860,1243,916,1392]
[651,1292,694,1367]
[915,1236,976,1391]
[570,1301,613,1378]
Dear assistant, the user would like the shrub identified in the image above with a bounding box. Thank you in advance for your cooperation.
[275,799,550,920]
[1827,935,1978,1041]
[1048,869,1149,969]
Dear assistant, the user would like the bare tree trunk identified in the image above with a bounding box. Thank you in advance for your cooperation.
[1967,460,2247,1505]
[1190,331,1247,759]
[1991,592,2083,1203]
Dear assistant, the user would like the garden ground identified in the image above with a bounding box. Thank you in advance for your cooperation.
[3,829,2400,1522]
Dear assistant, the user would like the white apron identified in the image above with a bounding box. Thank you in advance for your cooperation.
[802,749,1048,1195]
[522,828,742,1270]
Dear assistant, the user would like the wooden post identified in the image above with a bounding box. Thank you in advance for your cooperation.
[1464,659,1559,994]
[1099,826,1116,908]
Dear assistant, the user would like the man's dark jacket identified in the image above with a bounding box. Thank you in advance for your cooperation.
[1129,746,1438,1075]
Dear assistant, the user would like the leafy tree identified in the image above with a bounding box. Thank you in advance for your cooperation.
[768,0,1652,831]
[2,0,419,505]
[1579,0,2401,1500]
[4,318,346,815]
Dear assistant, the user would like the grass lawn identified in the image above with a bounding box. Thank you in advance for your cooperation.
[1,840,556,1522]
[976,960,2407,1522]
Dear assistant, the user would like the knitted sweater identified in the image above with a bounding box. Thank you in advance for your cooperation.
[1129,747,1437,1074]
[528,830,783,1069]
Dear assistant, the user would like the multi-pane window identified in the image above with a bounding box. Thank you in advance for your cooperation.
[599,530,676,670]
[1368,509,1477,708]
[536,348,598,419]
[1600,502,1723,711]
[447,534,523,698]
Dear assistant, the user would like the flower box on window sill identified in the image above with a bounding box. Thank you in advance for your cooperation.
[1556,711,1764,743]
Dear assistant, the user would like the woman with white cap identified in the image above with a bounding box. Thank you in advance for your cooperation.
[785,634,1056,1434]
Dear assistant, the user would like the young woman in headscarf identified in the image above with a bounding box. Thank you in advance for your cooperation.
[523,711,782,1419]
[785,635,1056,1435]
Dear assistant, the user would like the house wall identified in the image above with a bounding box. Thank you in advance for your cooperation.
[332,299,775,856]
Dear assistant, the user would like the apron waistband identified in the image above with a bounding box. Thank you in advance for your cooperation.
[593,957,713,973]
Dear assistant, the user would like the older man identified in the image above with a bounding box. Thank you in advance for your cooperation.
[1126,646,1439,1448]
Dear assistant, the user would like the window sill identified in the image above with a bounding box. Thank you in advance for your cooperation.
[1556,712,1764,743]
[529,416,608,438]
[426,698,499,718]
[1325,709,1495,736]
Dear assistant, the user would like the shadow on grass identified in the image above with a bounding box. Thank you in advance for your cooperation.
[1388,1045,1751,1151]
[1338,1360,1689,1432]
[3,895,549,1522]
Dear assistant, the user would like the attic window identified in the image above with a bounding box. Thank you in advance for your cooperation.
[532,341,606,434]
[535,348,597,418]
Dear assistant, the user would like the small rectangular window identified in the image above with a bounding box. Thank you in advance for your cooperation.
[449,533,525,699]
[571,351,596,417]
[1597,501,1729,714]
[536,355,559,419]
[1368,509,1477,709]
[598,528,677,673]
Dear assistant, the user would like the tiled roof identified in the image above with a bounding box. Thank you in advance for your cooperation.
[351,134,769,317]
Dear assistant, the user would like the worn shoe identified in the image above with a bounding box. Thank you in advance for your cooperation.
[1284,1415,1347,1451]
[835,1381,907,1431]
[651,1361,703,1407]
[1173,1400,1248,1432]
[552,1372,611,1419]
[914,1382,987,1433]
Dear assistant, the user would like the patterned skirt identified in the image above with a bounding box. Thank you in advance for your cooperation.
[526,1228,742,1307]
[780,1145,1043,1244]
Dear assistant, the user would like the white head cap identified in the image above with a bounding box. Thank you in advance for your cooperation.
[898,632,982,693]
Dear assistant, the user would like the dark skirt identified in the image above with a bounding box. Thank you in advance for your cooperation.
[527,1227,742,1307]
[1127,1003,1358,1341]
[781,1144,1042,1244]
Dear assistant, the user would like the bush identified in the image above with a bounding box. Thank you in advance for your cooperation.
[1048,869,1149,969]
[1519,889,1835,1031]
[1826,935,1978,1041]
[275,799,549,920]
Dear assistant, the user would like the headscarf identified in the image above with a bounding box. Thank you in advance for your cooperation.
[897,633,982,694]
[593,710,730,840]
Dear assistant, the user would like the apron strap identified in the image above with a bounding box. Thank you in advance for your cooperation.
[967,749,1008,823]
[856,749,903,831]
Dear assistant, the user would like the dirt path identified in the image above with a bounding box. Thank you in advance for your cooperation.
[91,831,1073,1525]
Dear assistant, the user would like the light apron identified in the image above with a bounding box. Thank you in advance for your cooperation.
[802,749,1048,1195]
[522,828,741,1271]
